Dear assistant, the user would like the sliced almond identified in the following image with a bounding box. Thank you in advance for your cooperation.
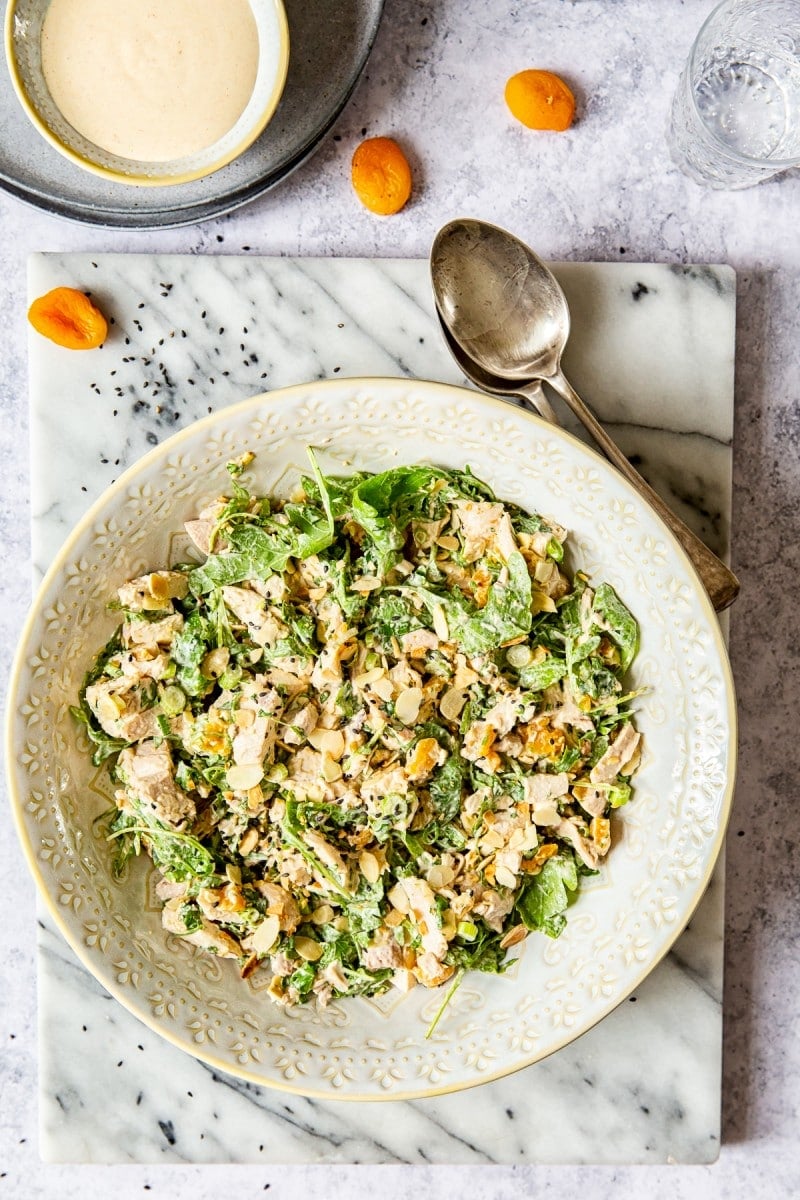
[251,914,280,956]
[499,923,527,950]
[321,754,343,782]
[439,687,467,722]
[387,881,411,914]
[371,676,395,702]
[495,864,518,890]
[238,827,259,856]
[436,535,459,551]
[532,803,560,826]
[353,667,385,687]
[350,576,382,593]
[235,708,256,728]
[227,762,265,791]
[426,864,455,889]
[395,686,423,725]
[530,589,557,615]
[359,850,381,884]
[95,692,124,726]
[385,908,405,927]
[247,784,265,812]
[311,903,335,926]
[294,936,323,962]
[431,603,450,642]
[308,727,345,759]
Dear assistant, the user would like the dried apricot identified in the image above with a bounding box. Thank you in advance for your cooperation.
[505,69,575,131]
[351,136,412,215]
[28,286,108,350]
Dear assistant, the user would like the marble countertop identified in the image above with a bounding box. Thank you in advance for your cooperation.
[0,1,797,1197]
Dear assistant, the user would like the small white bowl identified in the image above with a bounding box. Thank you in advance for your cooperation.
[5,0,289,187]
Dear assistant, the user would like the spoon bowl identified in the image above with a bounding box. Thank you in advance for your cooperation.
[431,218,569,381]
[430,217,740,612]
[435,308,557,421]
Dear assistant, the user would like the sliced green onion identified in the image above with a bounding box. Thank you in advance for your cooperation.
[159,685,186,716]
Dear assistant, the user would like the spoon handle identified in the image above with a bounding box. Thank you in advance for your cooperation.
[512,379,560,425]
[533,373,740,613]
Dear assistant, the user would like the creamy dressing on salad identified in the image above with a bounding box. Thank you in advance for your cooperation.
[75,452,643,1012]
[41,0,259,162]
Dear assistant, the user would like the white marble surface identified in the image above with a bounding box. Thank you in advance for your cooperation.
[26,251,733,1160]
[0,0,798,1196]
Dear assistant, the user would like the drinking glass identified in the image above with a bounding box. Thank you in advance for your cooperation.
[668,0,800,188]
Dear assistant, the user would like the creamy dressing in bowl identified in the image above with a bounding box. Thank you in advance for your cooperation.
[5,0,289,185]
[41,0,260,163]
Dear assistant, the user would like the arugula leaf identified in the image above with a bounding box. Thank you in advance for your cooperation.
[516,855,579,938]
[573,655,622,701]
[287,960,317,999]
[518,654,567,691]
[324,549,367,623]
[106,800,218,885]
[171,612,211,697]
[190,453,335,594]
[367,592,423,648]
[457,551,532,655]
[447,928,510,973]
[70,703,130,765]
[593,583,639,672]
[281,801,350,899]
[347,879,386,946]
[428,754,466,823]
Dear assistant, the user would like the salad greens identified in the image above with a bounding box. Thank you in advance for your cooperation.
[73,452,642,1016]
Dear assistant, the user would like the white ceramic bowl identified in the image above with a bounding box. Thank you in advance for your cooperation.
[5,378,736,1099]
[5,0,289,186]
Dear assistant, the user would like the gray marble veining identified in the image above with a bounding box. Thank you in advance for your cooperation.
[28,251,732,1165]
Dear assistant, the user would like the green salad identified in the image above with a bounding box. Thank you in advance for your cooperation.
[73,452,642,1020]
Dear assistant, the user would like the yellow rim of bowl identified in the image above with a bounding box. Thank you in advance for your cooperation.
[3,0,290,188]
[4,377,738,1101]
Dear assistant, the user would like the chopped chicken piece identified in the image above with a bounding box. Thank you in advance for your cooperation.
[590,724,641,785]
[255,881,301,933]
[118,571,188,612]
[283,702,319,745]
[412,952,456,988]
[161,908,241,958]
[123,612,183,649]
[184,518,216,556]
[117,740,195,827]
[360,764,409,801]
[400,628,440,655]
[453,500,506,562]
[554,818,600,870]
[401,877,449,960]
[523,773,570,808]
[362,935,403,970]
[573,785,607,817]
[473,887,515,932]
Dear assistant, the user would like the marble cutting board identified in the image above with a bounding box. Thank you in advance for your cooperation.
[28,252,734,1165]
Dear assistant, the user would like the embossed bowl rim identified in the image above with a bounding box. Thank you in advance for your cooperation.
[5,377,737,1100]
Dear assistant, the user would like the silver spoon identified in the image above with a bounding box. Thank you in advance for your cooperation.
[430,218,740,613]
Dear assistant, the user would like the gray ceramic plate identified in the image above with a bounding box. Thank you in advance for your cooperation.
[0,0,384,229]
